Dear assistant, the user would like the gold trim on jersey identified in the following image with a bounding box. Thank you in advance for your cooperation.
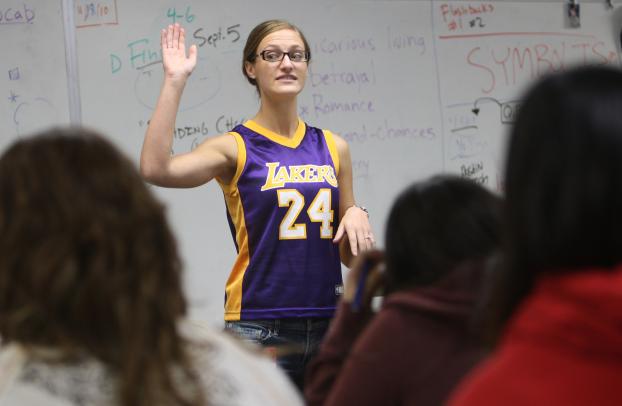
[244,118,306,148]
[218,132,249,321]
[322,129,340,176]
[217,132,246,188]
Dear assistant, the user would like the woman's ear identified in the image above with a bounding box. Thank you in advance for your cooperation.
[245,61,256,80]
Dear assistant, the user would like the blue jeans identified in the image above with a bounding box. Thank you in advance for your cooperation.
[224,318,330,391]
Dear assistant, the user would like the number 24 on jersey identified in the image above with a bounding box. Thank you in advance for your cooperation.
[277,188,334,240]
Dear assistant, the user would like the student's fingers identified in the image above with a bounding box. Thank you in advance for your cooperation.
[343,253,367,302]
[363,264,386,304]
[345,253,366,287]
[344,250,383,287]
[343,250,384,303]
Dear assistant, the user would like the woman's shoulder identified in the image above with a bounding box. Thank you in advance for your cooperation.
[305,122,340,138]
[302,123,349,157]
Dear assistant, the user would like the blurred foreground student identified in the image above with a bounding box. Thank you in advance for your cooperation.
[0,128,302,406]
[305,175,501,405]
[449,66,622,406]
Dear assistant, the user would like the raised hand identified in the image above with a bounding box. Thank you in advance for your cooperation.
[160,23,198,82]
[342,250,385,309]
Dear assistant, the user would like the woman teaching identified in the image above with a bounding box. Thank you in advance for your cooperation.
[140,20,373,388]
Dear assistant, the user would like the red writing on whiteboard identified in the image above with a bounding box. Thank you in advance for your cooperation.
[75,0,118,28]
[467,40,615,94]
[440,3,495,32]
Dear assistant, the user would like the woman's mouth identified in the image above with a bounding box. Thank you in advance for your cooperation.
[277,75,297,81]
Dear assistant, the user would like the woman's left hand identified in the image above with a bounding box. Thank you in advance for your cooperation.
[334,205,375,256]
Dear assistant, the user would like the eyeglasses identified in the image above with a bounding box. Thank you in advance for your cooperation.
[257,49,310,63]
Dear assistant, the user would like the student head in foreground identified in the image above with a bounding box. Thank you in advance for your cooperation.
[0,127,302,406]
[306,175,502,405]
[449,66,622,406]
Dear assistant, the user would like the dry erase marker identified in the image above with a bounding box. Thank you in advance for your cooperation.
[351,259,372,312]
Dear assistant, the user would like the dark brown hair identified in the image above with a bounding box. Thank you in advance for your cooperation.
[488,66,622,341]
[242,19,311,92]
[0,127,204,406]
[384,175,501,293]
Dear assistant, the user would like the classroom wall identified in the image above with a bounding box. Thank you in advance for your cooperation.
[2,0,620,325]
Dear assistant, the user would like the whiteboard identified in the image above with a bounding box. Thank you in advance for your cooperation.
[0,0,70,152]
[2,0,618,326]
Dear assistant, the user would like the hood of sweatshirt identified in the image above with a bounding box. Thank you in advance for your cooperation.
[505,267,622,360]
[382,262,485,320]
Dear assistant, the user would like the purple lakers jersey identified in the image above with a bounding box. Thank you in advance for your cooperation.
[218,118,342,321]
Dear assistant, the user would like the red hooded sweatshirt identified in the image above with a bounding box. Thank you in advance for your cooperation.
[449,267,622,406]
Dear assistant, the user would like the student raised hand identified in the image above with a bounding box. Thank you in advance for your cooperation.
[160,23,197,83]
[342,249,385,310]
